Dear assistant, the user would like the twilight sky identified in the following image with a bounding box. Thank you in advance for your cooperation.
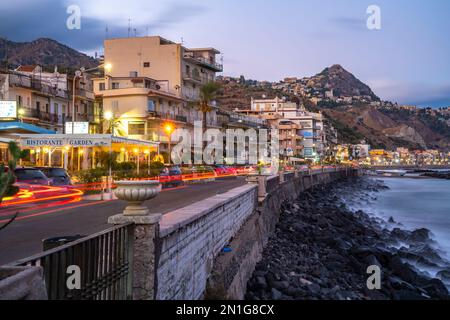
[1,0,450,107]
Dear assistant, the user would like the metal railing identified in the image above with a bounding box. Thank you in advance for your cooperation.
[12,223,134,300]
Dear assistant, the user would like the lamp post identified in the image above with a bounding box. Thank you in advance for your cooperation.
[71,70,82,135]
[70,63,112,134]
[164,123,174,165]
[104,111,115,197]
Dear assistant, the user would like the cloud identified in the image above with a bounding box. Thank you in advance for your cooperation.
[367,79,450,107]
[331,16,367,31]
[0,0,207,52]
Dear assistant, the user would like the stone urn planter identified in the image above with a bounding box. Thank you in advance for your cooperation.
[113,180,161,216]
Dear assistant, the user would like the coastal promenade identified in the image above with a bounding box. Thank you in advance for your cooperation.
[1,168,358,300]
[368,165,450,170]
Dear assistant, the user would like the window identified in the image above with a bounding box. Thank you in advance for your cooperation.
[128,122,145,135]
[16,95,23,106]
[112,101,119,112]
[147,100,156,112]
[129,71,138,77]
[112,82,120,89]
[99,83,105,91]
[143,62,150,68]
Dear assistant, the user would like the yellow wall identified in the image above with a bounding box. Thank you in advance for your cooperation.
[104,37,182,96]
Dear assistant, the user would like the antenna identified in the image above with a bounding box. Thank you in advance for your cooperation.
[128,18,131,37]
[105,25,109,39]
[146,26,149,36]
[181,37,184,45]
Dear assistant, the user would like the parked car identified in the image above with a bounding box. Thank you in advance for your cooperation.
[236,166,256,175]
[36,167,72,186]
[214,165,237,176]
[159,166,184,188]
[14,168,51,186]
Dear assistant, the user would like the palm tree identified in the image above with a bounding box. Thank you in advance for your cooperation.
[199,82,221,132]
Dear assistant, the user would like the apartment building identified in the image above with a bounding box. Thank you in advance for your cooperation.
[95,36,223,153]
[278,120,303,159]
[237,97,326,161]
[0,65,99,134]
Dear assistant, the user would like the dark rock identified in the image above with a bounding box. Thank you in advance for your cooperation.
[271,288,282,300]
[421,279,449,299]
[272,281,289,290]
[410,228,432,242]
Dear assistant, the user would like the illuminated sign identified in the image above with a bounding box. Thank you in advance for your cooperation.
[0,101,17,119]
[65,122,89,134]
[21,137,111,148]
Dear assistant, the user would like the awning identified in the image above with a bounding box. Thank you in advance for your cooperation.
[17,134,159,148]
[0,122,56,134]
[0,137,14,145]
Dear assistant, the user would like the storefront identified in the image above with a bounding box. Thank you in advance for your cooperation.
[0,121,57,165]
[16,134,159,172]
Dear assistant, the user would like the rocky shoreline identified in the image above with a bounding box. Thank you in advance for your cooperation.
[245,177,450,300]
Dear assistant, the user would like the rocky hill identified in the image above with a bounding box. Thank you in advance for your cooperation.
[302,64,380,102]
[0,38,98,71]
[216,69,450,151]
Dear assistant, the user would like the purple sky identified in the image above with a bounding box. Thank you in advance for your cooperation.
[1,0,450,107]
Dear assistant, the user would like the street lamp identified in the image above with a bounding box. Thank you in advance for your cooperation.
[70,63,112,134]
[164,123,175,165]
[104,110,114,135]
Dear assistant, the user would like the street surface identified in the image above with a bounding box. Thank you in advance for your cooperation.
[0,177,246,265]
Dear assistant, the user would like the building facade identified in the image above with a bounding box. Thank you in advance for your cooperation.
[95,36,223,155]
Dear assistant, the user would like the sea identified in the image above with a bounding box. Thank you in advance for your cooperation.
[352,171,450,288]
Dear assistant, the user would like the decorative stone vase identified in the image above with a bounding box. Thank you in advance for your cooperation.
[113,180,161,216]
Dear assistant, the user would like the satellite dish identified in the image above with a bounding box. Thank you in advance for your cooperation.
[75,70,82,77]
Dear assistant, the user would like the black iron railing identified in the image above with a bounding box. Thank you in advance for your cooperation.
[12,223,134,300]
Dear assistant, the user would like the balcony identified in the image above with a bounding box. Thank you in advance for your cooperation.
[9,73,69,99]
[183,54,223,72]
[147,111,188,123]
[182,72,203,84]
[74,88,95,101]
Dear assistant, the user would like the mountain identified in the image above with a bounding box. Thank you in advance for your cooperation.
[0,38,98,71]
[301,64,380,102]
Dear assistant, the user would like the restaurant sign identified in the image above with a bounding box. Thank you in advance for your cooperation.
[20,137,111,148]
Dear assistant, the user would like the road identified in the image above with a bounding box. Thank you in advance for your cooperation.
[0,177,246,265]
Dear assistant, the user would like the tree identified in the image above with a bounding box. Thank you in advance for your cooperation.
[0,141,29,230]
[198,82,221,132]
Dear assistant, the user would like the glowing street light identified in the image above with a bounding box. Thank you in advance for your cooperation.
[104,63,113,73]
[164,123,175,165]
[104,110,113,121]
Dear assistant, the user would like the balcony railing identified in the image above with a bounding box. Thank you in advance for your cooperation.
[148,111,188,123]
[183,55,223,72]
[9,73,69,99]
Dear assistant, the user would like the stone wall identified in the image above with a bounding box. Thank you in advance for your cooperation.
[156,184,258,300]
[155,169,359,300]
